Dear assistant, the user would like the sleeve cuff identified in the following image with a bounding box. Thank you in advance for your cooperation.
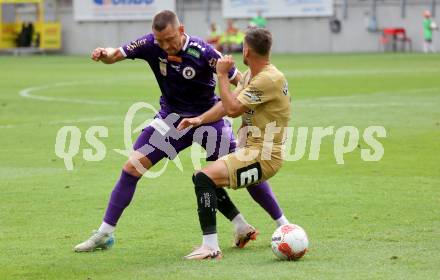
[229,68,238,81]
[236,93,253,110]
[119,47,127,58]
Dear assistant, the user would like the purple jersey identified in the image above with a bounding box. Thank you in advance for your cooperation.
[120,33,238,117]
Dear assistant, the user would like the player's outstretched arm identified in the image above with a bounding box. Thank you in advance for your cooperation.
[91,47,125,64]
[177,102,227,131]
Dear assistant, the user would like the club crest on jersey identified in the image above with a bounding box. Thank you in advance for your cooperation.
[182,66,196,79]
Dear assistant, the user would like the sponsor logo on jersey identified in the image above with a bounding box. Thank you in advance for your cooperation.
[208,58,217,68]
[282,81,289,96]
[189,42,206,52]
[126,38,148,51]
[244,109,254,126]
[182,66,196,79]
[159,57,167,76]
[187,48,201,59]
[244,89,262,102]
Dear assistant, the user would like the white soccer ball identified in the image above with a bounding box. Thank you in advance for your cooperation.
[271,224,309,261]
[431,22,438,30]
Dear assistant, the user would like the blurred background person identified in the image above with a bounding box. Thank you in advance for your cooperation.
[219,19,244,53]
[206,22,222,50]
[423,10,439,53]
[249,10,267,28]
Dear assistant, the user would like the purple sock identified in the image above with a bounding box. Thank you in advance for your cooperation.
[103,170,141,226]
[247,181,283,220]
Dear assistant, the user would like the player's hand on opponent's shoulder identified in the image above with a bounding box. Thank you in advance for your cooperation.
[216,55,234,75]
[177,117,202,131]
[91,47,108,61]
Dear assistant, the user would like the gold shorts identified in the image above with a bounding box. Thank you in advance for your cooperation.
[220,146,283,189]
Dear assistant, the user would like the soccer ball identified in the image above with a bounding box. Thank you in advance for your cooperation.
[271,224,309,261]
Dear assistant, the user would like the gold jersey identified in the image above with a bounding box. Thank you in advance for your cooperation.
[235,64,291,155]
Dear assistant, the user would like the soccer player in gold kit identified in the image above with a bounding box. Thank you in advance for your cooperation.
[178,28,291,260]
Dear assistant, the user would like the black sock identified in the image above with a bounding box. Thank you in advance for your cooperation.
[193,172,218,235]
[216,188,240,221]
[192,175,240,221]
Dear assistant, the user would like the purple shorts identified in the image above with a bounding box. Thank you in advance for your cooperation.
[133,110,236,166]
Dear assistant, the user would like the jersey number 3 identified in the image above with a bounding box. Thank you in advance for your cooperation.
[236,162,262,186]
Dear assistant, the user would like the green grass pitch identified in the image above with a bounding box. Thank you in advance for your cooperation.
[0,53,439,279]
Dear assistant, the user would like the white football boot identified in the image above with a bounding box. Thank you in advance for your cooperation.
[74,230,115,252]
[184,245,222,260]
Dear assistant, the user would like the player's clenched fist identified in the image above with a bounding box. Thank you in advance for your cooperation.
[91,47,108,61]
[216,55,234,75]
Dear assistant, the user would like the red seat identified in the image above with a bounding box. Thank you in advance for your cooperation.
[380,28,412,52]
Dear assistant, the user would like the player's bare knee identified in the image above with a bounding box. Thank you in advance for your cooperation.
[123,152,153,176]
[122,160,142,177]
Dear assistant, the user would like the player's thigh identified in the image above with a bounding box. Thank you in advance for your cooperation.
[128,123,191,176]
[195,119,236,161]
[132,125,168,165]
[221,148,281,189]
[199,160,230,187]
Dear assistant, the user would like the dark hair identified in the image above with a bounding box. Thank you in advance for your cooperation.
[244,28,272,56]
[152,10,179,31]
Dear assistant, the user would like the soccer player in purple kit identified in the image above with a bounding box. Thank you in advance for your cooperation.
[74,10,289,252]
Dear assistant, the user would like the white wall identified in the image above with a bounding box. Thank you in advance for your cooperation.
[52,0,439,54]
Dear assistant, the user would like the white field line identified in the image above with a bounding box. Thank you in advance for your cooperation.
[0,166,65,179]
[0,125,16,129]
[7,81,438,129]
[18,80,439,107]
[18,76,154,105]
[295,88,440,107]
[284,68,440,77]
[18,82,118,105]
[296,102,436,108]
[48,116,121,125]
[9,80,147,128]
[1,115,121,129]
